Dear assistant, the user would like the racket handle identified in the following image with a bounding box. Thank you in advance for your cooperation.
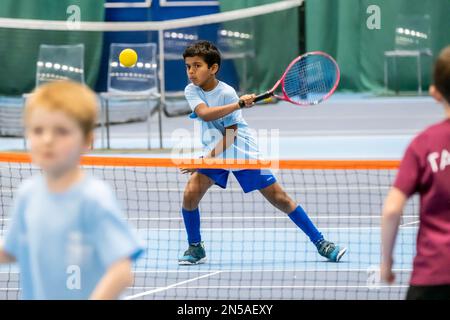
[238,91,273,108]
[254,91,274,103]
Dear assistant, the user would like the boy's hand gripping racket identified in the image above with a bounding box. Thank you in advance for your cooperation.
[239,51,340,107]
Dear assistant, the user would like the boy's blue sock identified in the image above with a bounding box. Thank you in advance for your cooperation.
[288,205,323,244]
[182,207,201,244]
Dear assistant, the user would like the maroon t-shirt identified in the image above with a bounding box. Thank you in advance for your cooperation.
[394,118,450,285]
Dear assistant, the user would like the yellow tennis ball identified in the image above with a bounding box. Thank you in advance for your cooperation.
[119,48,138,67]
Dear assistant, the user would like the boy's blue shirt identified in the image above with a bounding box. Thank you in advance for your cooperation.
[184,81,261,160]
[3,174,143,299]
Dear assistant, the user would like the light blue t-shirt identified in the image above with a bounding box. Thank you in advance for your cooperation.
[3,174,143,300]
[185,81,261,159]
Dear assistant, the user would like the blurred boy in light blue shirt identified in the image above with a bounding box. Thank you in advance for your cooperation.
[0,81,143,299]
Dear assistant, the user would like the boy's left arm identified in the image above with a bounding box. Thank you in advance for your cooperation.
[88,188,144,299]
[180,90,243,174]
[205,124,238,159]
[90,258,133,300]
[180,124,237,174]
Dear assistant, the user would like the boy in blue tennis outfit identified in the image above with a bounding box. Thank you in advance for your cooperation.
[0,81,143,299]
[179,41,347,265]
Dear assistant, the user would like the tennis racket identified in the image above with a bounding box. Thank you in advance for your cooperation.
[239,51,340,107]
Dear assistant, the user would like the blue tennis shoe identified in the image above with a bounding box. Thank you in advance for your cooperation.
[315,239,347,262]
[178,242,207,265]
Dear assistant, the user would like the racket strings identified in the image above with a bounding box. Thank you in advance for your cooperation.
[283,55,338,105]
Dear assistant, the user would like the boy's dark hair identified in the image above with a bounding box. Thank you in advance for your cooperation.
[183,40,221,73]
[434,46,450,104]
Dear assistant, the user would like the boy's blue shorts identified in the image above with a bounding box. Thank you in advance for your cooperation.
[197,168,277,193]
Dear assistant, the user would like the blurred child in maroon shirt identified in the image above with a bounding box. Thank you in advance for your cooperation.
[381,46,450,300]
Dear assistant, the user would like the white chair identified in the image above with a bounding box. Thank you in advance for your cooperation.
[100,43,161,149]
[35,44,85,85]
[384,15,432,95]
[22,44,85,148]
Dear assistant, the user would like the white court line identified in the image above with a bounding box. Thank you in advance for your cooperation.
[126,215,418,221]
[132,268,413,274]
[138,226,418,231]
[400,220,419,227]
[131,187,389,192]
[0,288,19,291]
[0,215,419,222]
[0,213,418,222]
[127,285,409,290]
[0,268,414,275]
[0,186,391,193]
[124,271,222,300]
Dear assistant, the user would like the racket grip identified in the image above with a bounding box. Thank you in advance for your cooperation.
[254,91,273,103]
[238,91,273,108]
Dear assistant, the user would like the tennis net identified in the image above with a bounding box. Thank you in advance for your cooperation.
[0,153,418,300]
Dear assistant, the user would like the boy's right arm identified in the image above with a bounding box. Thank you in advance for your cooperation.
[194,94,256,122]
[380,141,418,284]
[380,187,407,284]
[1,183,30,265]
